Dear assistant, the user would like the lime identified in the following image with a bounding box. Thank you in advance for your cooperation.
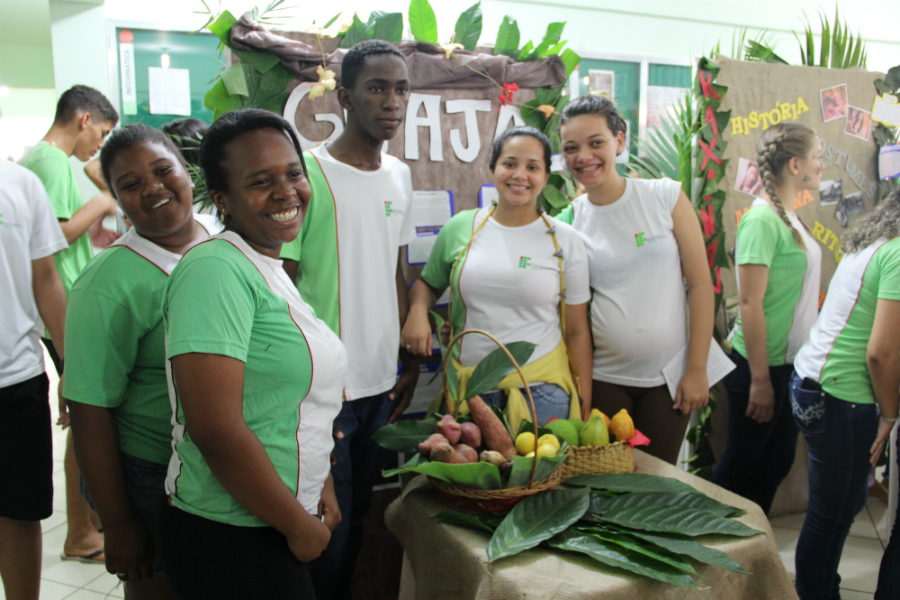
[515,432,536,455]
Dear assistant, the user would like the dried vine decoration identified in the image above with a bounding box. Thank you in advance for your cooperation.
[755,122,818,250]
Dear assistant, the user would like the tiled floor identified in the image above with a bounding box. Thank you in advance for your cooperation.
[3,356,892,599]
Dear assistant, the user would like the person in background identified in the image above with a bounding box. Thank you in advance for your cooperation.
[19,84,119,564]
[279,40,418,600]
[64,124,220,599]
[790,189,900,599]
[0,161,68,600]
[710,122,823,514]
[875,440,899,600]
[402,126,592,425]
[555,94,714,465]
[160,109,344,599]
[161,118,208,167]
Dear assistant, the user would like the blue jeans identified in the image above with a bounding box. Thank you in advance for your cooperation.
[307,392,391,600]
[875,441,899,600]
[480,383,571,427]
[710,351,799,514]
[791,372,878,600]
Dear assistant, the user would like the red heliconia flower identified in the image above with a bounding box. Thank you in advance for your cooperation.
[498,93,509,106]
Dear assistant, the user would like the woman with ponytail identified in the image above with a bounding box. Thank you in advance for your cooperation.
[710,123,823,514]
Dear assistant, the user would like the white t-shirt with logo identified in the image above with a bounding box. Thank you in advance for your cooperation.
[311,144,416,400]
[0,161,69,387]
[562,178,687,386]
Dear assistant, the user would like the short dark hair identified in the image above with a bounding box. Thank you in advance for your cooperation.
[489,126,552,173]
[559,94,627,138]
[200,109,305,195]
[54,85,119,127]
[341,39,406,91]
[161,118,209,166]
[99,124,184,197]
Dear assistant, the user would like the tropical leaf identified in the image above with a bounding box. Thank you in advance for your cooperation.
[486,487,590,561]
[505,453,567,488]
[205,79,244,120]
[590,492,745,518]
[464,341,536,399]
[322,12,342,29]
[542,185,571,209]
[371,11,404,43]
[745,40,788,64]
[600,505,763,538]
[576,526,699,575]
[517,41,534,62]
[340,14,369,48]
[559,48,580,78]
[232,48,281,73]
[453,2,482,51]
[446,359,459,405]
[221,62,249,96]
[207,10,237,48]
[527,22,565,61]
[429,310,447,354]
[494,16,520,58]
[371,418,436,453]
[381,451,429,478]
[435,510,501,533]
[567,473,700,495]
[396,460,503,490]
[409,0,438,44]
[622,529,751,574]
[546,531,698,587]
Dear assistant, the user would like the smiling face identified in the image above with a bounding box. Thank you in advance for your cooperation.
[72,113,113,162]
[210,128,311,258]
[342,53,410,142]
[109,140,194,240]
[559,114,625,189]
[491,135,549,209]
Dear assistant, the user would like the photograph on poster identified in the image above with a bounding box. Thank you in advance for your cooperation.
[819,178,843,206]
[588,70,615,100]
[835,191,865,227]
[845,106,872,140]
[734,158,764,196]
[820,84,848,122]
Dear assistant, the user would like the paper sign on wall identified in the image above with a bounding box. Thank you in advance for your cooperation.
[119,43,137,115]
[148,67,191,116]
[872,93,900,127]
[880,144,900,180]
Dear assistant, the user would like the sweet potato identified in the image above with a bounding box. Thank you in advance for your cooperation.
[459,422,482,448]
[467,396,516,460]
[429,443,470,464]
[453,443,478,463]
[435,414,462,444]
[417,433,449,455]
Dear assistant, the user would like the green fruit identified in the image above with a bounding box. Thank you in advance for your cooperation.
[568,418,585,435]
[546,420,579,447]
[579,414,610,447]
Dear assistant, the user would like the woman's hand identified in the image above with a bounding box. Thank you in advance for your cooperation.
[870,418,895,468]
[104,516,155,582]
[287,513,331,563]
[581,397,591,422]
[400,310,434,357]
[746,376,775,423]
[318,474,341,531]
[673,367,709,414]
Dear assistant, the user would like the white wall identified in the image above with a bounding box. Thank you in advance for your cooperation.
[103,0,899,72]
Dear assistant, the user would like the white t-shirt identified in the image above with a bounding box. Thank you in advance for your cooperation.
[454,209,590,366]
[312,144,416,399]
[566,178,687,386]
[0,161,68,387]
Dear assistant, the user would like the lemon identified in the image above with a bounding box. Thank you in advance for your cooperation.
[535,443,558,458]
[524,451,535,458]
[515,432,536,455]
[537,433,561,452]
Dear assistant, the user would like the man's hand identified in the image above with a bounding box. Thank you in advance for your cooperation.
[387,350,419,424]
[57,377,70,429]
[104,517,155,582]
[318,474,341,531]
[89,216,120,249]
[673,367,710,414]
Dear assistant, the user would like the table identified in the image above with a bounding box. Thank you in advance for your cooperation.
[386,450,798,600]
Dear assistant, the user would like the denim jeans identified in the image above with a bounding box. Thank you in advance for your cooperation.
[307,392,391,600]
[875,440,899,600]
[710,351,799,514]
[480,383,571,427]
[790,372,878,600]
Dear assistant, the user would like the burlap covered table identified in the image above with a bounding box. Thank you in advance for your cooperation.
[385,450,798,599]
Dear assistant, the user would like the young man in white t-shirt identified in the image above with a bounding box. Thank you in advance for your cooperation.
[280,40,417,600]
[0,161,68,600]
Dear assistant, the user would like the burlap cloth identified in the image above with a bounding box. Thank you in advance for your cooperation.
[385,450,798,599]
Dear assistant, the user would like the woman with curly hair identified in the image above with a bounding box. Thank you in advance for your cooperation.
[791,189,900,599]
[710,122,823,513]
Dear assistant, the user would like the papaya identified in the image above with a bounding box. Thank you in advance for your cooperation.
[609,409,635,441]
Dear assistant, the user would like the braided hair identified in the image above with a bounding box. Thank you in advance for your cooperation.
[755,123,817,249]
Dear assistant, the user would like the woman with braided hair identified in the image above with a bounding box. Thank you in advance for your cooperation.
[711,122,823,514]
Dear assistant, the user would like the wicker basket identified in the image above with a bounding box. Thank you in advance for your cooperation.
[558,441,634,479]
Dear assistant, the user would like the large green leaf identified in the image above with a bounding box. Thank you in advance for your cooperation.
[248,64,293,112]
[435,510,501,533]
[221,62,249,96]
[371,11,403,42]
[233,49,281,74]
[517,41,534,62]
[453,2,482,51]
[494,16,519,58]
[322,12,342,29]
[464,341,536,399]
[409,0,438,44]
[577,526,698,575]
[446,360,459,406]
[519,99,545,130]
[600,506,763,538]
[382,451,428,478]
[567,473,700,495]
[207,10,237,48]
[486,487,590,561]
[622,529,751,574]
[543,185,570,209]
[205,79,244,121]
[559,48,580,78]
[526,22,565,60]
[340,14,369,49]
[505,453,567,488]
[372,418,436,453]
[429,310,448,354]
[399,460,503,489]
[590,492,745,518]
[546,531,697,587]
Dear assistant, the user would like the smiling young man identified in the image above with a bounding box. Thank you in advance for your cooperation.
[19,84,119,565]
[280,40,418,599]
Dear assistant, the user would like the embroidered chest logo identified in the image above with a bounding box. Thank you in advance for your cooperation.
[384,201,394,217]
[634,232,646,247]
[518,256,531,268]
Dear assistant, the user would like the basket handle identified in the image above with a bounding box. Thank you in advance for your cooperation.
[441,329,541,488]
